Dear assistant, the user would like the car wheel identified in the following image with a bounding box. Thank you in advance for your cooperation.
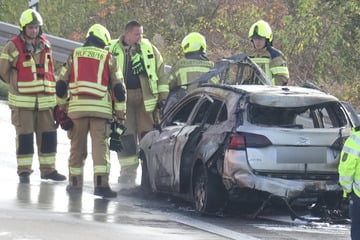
[140,151,151,193]
[193,163,228,214]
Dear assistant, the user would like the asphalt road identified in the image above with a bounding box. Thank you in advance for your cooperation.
[0,100,351,240]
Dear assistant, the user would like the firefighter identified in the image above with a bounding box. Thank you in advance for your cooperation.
[248,20,289,85]
[108,20,169,185]
[0,9,66,183]
[339,127,360,240]
[168,32,218,92]
[56,24,126,198]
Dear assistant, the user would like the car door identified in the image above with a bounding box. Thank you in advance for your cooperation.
[152,97,200,191]
[172,95,227,191]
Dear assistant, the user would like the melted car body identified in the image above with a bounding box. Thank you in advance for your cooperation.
[140,84,358,215]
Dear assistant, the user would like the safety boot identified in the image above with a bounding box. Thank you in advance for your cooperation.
[94,187,117,198]
[66,176,83,194]
[118,164,138,185]
[19,172,30,184]
[41,170,66,181]
[94,175,117,198]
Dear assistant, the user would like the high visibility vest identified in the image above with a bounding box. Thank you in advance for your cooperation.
[109,39,159,93]
[11,35,56,94]
[339,132,360,198]
[67,46,113,116]
[69,46,110,98]
[109,38,167,112]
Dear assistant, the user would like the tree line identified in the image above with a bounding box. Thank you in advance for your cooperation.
[1,0,359,108]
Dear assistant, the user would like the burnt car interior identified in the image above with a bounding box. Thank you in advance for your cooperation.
[192,97,227,125]
[247,102,349,129]
[165,95,228,127]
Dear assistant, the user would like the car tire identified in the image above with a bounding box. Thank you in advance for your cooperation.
[140,152,151,193]
[193,163,228,214]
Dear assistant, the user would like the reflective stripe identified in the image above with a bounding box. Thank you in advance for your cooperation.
[39,155,56,165]
[68,95,112,116]
[69,81,108,97]
[158,84,169,93]
[141,39,160,95]
[8,92,56,109]
[349,134,360,146]
[271,65,289,77]
[342,184,353,192]
[69,167,83,175]
[339,175,354,182]
[114,102,126,112]
[94,164,110,174]
[17,156,32,166]
[119,155,139,166]
[251,57,272,84]
[144,97,157,112]
[176,66,211,86]
[0,52,10,61]
[17,80,56,94]
[342,145,360,157]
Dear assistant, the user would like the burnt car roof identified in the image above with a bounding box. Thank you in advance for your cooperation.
[191,54,272,86]
[189,84,340,108]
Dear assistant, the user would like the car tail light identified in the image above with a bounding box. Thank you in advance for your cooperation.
[228,132,272,150]
[228,133,246,150]
[331,136,348,150]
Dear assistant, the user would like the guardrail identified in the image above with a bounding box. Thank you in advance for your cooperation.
[0,21,81,63]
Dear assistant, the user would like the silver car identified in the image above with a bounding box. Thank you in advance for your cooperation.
[140,83,357,217]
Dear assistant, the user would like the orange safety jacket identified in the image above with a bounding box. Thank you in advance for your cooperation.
[69,46,110,98]
[11,35,55,94]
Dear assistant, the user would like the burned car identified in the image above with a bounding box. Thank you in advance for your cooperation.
[139,83,359,218]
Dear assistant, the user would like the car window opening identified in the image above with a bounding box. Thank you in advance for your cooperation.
[247,102,348,129]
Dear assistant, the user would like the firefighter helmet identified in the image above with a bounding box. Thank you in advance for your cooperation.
[19,9,43,29]
[248,20,273,42]
[181,32,207,53]
[86,24,111,46]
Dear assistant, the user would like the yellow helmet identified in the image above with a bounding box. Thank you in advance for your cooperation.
[248,20,273,42]
[181,32,207,54]
[19,9,43,29]
[86,24,111,46]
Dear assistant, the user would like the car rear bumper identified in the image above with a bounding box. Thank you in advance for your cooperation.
[229,172,341,199]
[223,150,342,199]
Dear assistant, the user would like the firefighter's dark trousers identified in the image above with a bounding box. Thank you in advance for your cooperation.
[350,192,360,240]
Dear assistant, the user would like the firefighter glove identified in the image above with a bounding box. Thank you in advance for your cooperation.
[54,106,73,130]
[109,121,126,152]
[131,53,146,75]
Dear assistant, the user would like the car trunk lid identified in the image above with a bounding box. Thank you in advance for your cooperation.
[231,128,348,176]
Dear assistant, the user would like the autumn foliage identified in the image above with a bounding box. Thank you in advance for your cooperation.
[1,0,359,109]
